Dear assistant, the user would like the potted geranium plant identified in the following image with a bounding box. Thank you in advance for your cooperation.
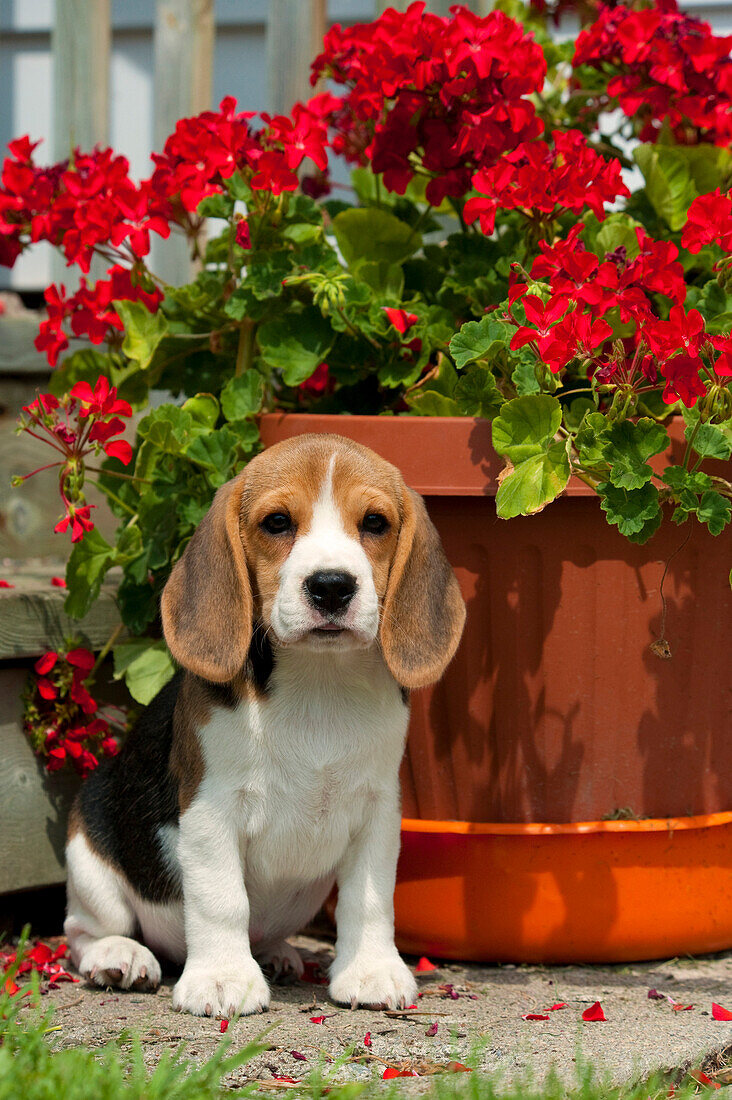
[4,0,732,962]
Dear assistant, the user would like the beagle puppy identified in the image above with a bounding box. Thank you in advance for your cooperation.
[64,433,465,1017]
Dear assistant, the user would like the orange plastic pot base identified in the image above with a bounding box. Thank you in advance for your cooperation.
[394,814,732,964]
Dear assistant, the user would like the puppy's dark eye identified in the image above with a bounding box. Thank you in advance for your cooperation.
[261,512,292,535]
[361,512,389,535]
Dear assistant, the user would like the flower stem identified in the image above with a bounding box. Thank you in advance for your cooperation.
[87,480,136,515]
[337,308,380,349]
[682,417,702,469]
[90,622,126,681]
[235,318,256,376]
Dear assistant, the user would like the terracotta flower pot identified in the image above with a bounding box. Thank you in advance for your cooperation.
[260,413,732,961]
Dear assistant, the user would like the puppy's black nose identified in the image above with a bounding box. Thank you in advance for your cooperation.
[305,570,357,615]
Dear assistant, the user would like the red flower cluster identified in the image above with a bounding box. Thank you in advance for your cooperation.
[508,224,727,406]
[682,189,732,254]
[17,377,133,541]
[2,939,77,996]
[0,98,329,368]
[574,1,732,144]
[25,647,119,777]
[310,1,545,204]
[464,131,629,235]
[0,136,169,273]
[36,267,163,367]
[149,96,329,214]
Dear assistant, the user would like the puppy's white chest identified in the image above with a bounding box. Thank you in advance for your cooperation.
[197,649,408,880]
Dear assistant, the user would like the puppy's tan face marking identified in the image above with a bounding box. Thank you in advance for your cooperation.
[239,436,403,650]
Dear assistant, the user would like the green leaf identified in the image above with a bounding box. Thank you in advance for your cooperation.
[356,260,405,298]
[64,528,115,619]
[454,365,505,419]
[697,490,732,535]
[603,418,669,490]
[332,207,421,269]
[449,315,513,370]
[407,391,461,416]
[633,144,732,232]
[182,393,220,429]
[117,577,158,634]
[689,423,732,461]
[492,395,562,464]
[492,396,569,517]
[282,221,322,246]
[197,192,234,218]
[575,410,611,467]
[662,465,713,493]
[228,418,261,449]
[220,372,265,421]
[563,396,595,433]
[116,300,169,370]
[137,404,205,456]
[258,306,333,386]
[186,426,238,488]
[598,482,662,540]
[223,171,252,202]
[593,212,643,261]
[137,492,179,571]
[511,355,541,396]
[113,639,176,706]
[495,440,571,519]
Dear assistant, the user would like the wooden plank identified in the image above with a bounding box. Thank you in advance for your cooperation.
[51,0,111,289]
[153,0,215,286]
[52,0,111,156]
[0,668,80,895]
[0,315,56,375]
[0,568,122,660]
[266,0,327,116]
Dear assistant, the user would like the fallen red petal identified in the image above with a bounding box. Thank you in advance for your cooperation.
[0,580,14,588]
[291,1050,307,1061]
[672,1003,694,1011]
[51,576,66,587]
[648,988,665,1000]
[309,1015,327,1024]
[301,960,328,984]
[382,1068,418,1079]
[415,956,437,972]
[273,1076,299,1084]
[522,1013,550,1021]
[691,1070,720,1089]
[220,1019,229,1033]
[447,1062,473,1073]
[582,1001,606,1022]
[548,1003,567,1010]
[363,1032,372,1048]
[712,1002,732,1021]
[425,1021,438,1036]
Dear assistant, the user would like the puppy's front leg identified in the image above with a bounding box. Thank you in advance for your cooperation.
[172,793,269,1017]
[329,785,417,1010]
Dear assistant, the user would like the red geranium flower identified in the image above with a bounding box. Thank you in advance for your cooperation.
[383,307,419,334]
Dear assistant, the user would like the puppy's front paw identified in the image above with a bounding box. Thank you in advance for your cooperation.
[172,959,270,1017]
[78,935,161,991]
[329,949,417,1009]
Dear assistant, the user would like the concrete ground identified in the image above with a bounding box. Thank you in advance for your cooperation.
[34,932,732,1092]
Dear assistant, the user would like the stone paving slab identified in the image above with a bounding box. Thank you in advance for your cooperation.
[34,934,732,1091]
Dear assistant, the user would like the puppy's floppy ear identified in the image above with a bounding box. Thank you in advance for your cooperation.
[380,487,466,689]
[161,473,251,683]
